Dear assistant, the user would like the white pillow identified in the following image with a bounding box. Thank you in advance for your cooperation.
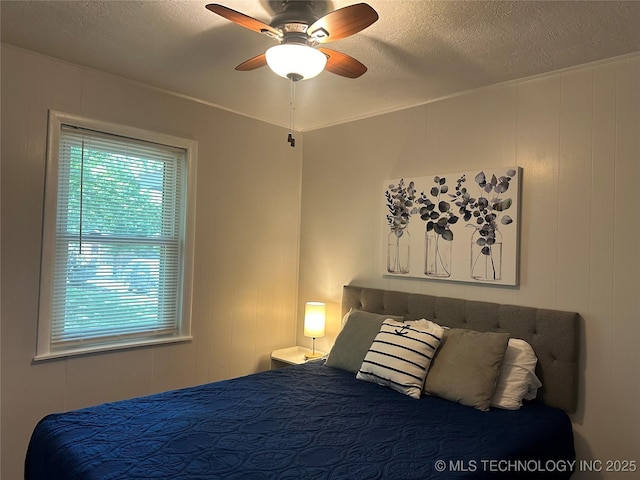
[490,338,542,410]
[356,319,443,399]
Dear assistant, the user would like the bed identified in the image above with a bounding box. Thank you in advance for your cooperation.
[25,285,579,479]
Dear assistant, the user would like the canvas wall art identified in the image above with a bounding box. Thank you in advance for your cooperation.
[383,167,521,285]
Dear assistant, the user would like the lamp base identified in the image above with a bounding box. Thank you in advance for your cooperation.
[304,352,323,360]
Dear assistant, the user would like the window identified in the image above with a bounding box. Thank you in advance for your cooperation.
[36,111,197,360]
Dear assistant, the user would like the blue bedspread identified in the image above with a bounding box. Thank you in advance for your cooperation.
[25,362,575,479]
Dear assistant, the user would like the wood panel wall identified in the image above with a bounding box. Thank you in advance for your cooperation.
[1,45,302,480]
[298,54,640,479]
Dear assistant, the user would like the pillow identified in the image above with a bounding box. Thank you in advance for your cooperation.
[356,319,444,399]
[325,309,403,373]
[491,338,542,410]
[424,328,510,411]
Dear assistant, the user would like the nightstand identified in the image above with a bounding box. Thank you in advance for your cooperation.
[270,346,325,369]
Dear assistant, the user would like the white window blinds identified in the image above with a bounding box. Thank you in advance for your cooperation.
[37,112,196,359]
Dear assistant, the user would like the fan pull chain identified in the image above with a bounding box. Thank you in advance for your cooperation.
[288,76,296,147]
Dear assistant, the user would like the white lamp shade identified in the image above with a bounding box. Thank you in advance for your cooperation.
[303,302,326,338]
[265,44,327,80]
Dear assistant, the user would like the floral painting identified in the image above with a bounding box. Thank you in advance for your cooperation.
[383,167,521,285]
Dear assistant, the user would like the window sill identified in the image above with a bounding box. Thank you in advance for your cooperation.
[33,335,193,362]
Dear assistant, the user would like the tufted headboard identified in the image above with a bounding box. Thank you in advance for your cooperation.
[342,285,579,413]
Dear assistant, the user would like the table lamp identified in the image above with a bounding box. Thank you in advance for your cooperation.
[303,302,326,359]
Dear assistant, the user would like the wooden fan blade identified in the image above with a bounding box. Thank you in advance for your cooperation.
[308,3,378,43]
[318,48,367,78]
[235,53,267,71]
[206,4,281,39]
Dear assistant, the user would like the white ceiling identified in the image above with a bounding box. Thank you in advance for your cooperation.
[2,1,640,131]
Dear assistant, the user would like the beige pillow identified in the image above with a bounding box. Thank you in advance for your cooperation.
[424,328,510,411]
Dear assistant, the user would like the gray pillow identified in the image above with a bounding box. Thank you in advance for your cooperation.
[424,328,510,411]
[325,309,403,373]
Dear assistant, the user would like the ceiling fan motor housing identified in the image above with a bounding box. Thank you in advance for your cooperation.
[270,1,318,29]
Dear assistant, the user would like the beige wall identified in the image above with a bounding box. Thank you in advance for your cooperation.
[1,45,302,480]
[298,54,639,479]
[2,42,639,480]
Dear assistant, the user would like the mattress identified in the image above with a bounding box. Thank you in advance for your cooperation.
[25,361,575,479]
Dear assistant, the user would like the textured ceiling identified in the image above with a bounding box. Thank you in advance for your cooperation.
[2,1,640,131]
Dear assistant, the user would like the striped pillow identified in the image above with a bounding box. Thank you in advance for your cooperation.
[356,319,444,399]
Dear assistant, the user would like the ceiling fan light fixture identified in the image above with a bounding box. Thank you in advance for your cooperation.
[265,44,327,80]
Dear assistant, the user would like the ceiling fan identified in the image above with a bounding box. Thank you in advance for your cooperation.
[205,1,379,81]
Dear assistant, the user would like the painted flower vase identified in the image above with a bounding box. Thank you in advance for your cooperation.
[425,230,451,277]
[387,229,410,274]
[470,227,502,281]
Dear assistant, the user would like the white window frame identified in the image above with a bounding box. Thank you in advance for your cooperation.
[36,110,197,360]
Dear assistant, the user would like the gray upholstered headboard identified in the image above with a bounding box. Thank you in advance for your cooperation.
[342,285,579,413]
